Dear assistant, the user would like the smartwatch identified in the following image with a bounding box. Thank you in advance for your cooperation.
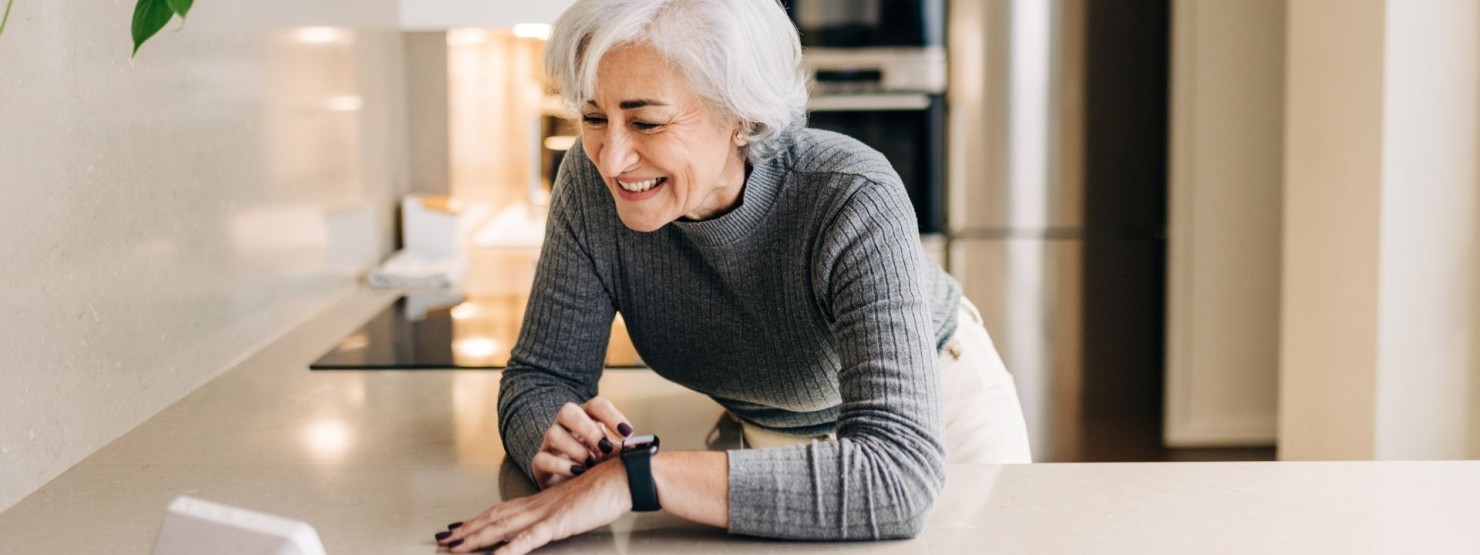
[620,434,661,512]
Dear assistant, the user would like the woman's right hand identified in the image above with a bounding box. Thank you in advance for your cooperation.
[532,396,634,489]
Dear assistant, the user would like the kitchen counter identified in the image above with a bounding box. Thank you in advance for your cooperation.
[2,288,1478,554]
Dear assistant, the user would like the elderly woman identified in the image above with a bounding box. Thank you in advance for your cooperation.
[437,0,1031,552]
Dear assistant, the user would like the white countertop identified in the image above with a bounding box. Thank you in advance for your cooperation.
[2,288,1478,554]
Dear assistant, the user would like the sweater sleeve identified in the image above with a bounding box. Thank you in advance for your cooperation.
[498,151,616,482]
[725,180,947,539]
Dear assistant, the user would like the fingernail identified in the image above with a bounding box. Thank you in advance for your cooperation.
[585,455,597,467]
[599,437,613,454]
[447,522,463,530]
[572,464,586,475]
[618,423,633,436]
[448,539,464,548]
[435,531,452,541]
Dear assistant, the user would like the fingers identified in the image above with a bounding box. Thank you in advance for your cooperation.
[436,505,494,550]
[532,451,585,485]
[443,506,540,553]
[452,512,547,553]
[555,402,616,458]
[439,461,629,554]
[536,398,631,490]
[582,396,634,439]
[493,523,556,555]
[542,424,595,468]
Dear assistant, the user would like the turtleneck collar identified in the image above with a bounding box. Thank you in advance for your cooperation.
[670,150,788,246]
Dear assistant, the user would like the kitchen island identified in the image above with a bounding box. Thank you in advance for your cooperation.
[2,288,1477,554]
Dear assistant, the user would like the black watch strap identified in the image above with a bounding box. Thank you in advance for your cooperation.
[621,435,661,512]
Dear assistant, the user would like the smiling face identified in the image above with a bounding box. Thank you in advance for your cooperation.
[579,44,749,232]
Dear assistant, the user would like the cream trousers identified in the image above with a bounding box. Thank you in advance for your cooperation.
[735,297,1034,464]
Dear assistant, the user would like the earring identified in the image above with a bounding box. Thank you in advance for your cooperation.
[735,132,747,145]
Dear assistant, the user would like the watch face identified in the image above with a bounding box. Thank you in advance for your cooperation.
[622,434,659,454]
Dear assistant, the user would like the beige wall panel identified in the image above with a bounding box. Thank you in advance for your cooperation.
[1165,0,1286,447]
[1279,0,1386,460]
[406,32,452,196]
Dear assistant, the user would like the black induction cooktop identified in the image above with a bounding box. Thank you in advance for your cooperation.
[311,294,645,370]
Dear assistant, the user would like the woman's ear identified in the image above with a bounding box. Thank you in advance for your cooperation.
[732,121,750,147]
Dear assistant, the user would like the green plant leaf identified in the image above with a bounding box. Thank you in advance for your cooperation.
[166,0,192,19]
[1,0,16,42]
[131,0,174,57]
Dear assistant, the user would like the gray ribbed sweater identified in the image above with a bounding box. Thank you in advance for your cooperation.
[497,128,960,540]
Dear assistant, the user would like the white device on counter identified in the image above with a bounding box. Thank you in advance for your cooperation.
[401,194,487,259]
[152,496,327,555]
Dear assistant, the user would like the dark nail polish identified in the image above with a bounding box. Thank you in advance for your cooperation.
[585,455,597,467]
[599,437,613,454]
[618,423,633,436]
[435,531,452,541]
[571,464,586,475]
[448,539,464,548]
[447,522,463,530]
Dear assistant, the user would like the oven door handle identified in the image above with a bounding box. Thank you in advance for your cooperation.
[807,94,933,112]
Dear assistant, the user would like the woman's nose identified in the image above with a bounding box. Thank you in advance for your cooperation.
[598,129,637,176]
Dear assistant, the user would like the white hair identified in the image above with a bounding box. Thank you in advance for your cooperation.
[546,0,809,163]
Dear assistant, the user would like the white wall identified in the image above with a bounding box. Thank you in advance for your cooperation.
[1164,0,1285,447]
[0,0,408,510]
[1280,0,1480,460]
[1373,0,1479,460]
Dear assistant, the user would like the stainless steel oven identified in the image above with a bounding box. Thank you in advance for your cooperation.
[783,0,946,48]
[808,92,945,234]
[802,43,948,235]
[784,1,949,236]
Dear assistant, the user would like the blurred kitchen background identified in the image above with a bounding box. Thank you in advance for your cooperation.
[4,0,1478,513]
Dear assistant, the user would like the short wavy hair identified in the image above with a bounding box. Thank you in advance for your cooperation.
[546,0,809,163]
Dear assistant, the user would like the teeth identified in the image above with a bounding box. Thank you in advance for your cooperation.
[618,177,663,192]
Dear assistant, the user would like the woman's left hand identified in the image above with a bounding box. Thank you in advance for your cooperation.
[437,459,632,554]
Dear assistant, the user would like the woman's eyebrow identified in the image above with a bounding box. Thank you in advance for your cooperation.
[618,99,667,109]
[585,99,669,110]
